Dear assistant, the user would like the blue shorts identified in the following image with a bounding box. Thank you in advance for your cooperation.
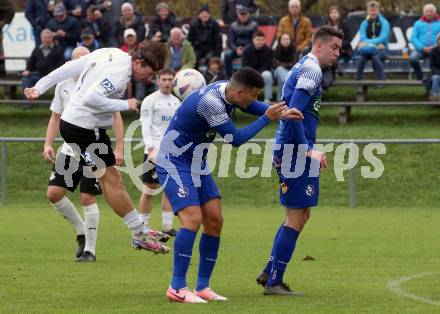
[157,165,221,214]
[275,161,320,209]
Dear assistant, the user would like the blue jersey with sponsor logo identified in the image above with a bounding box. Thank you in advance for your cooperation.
[158,81,270,169]
[273,53,322,166]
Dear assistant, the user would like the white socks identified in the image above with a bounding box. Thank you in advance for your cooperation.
[123,209,148,235]
[139,213,151,226]
[162,211,174,232]
[51,197,84,235]
[83,204,99,255]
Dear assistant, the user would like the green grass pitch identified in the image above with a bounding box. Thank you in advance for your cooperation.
[1,203,439,313]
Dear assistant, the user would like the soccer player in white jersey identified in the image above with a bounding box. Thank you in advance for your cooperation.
[139,68,180,236]
[44,47,123,262]
[25,41,171,254]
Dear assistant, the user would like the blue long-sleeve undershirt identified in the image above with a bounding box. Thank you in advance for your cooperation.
[215,114,270,147]
[288,88,314,150]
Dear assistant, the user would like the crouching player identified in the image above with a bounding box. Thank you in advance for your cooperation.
[256,26,344,295]
[156,67,304,303]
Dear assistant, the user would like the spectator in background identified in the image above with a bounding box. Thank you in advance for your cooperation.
[165,27,196,71]
[224,5,258,78]
[81,5,105,43]
[277,0,312,55]
[79,27,101,52]
[187,4,222,69]
[355,1,390,81]
[118,28,144,100]
[63,0,91,20]
[203,57,227,84]
[324,5,352,61]
[115,2,146,46]
[273,33,297,101]
[242,31,273,103]
[98,0,134,47]
[429,34,440,101]
[47,3,81,60]
[219,0,257,28]
[25,0,53,47]
[148,2,177,43]
[0,0,15,76]
[410,4,440,81]
[21,29,64,109]
[119,28,138,55]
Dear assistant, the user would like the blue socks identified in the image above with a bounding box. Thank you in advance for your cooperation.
[171,228,197,290]
[263,224,283,275]
[196,233,220,291]
[267,226,300,287]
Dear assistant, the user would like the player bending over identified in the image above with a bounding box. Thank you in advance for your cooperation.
[256,26,343,295]
[138,68,180,236]
[157,67,304,303]
[25,42,171,254]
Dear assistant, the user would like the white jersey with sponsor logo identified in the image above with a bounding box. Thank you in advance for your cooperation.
[140,90,181,153]
[35,48,131,130]
[50,78,76,157]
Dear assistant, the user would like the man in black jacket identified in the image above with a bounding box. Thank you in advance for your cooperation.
[21,29,64,109]
[242,31,273,103]
[224,5,258,78]
[46,3,80,60]
[147,2,176,43]
[219,0,257,27]
[187,5,222,69]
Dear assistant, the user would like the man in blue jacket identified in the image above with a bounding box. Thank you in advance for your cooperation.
[355,1,390,81]
[410,4,440,81]
[47,3,80,60]
[25,0,53,47]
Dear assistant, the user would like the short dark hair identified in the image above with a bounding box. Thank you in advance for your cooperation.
[158,68,175,78]
[133,39,167,71]
[253,30,265,38]
[208,57,222,67]
[230,67,264,90]
[312,25,344,44]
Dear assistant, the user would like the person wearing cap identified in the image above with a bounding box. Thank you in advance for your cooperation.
[224,4,258,78]
[120,28,139,55]
[277,0,312,55]
[79,27,101,52]
[165,27,196,71]
[115,2,146,46]
[47,3,80,60]
[147,2,177,43]
[187,4,222,69]
[119,28,145,100]
[219,0,257,27]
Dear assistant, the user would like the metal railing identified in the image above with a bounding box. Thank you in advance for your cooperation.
[1,137,439,207]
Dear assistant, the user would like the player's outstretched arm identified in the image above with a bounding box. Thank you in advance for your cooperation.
[32,56,88,97]
[215,103,288,147]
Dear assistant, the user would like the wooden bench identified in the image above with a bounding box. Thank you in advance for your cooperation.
[320,100,440,124]
[329,79,430,123]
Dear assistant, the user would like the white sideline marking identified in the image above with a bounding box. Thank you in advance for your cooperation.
[388,272,440,306]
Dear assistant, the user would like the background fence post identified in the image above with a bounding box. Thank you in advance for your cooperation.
[2,141,7,206]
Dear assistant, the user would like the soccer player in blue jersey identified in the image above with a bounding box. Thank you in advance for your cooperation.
[255,26,344,295]
[156,67,304,303]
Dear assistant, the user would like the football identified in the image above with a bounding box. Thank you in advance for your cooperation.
[172,69,206,100]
